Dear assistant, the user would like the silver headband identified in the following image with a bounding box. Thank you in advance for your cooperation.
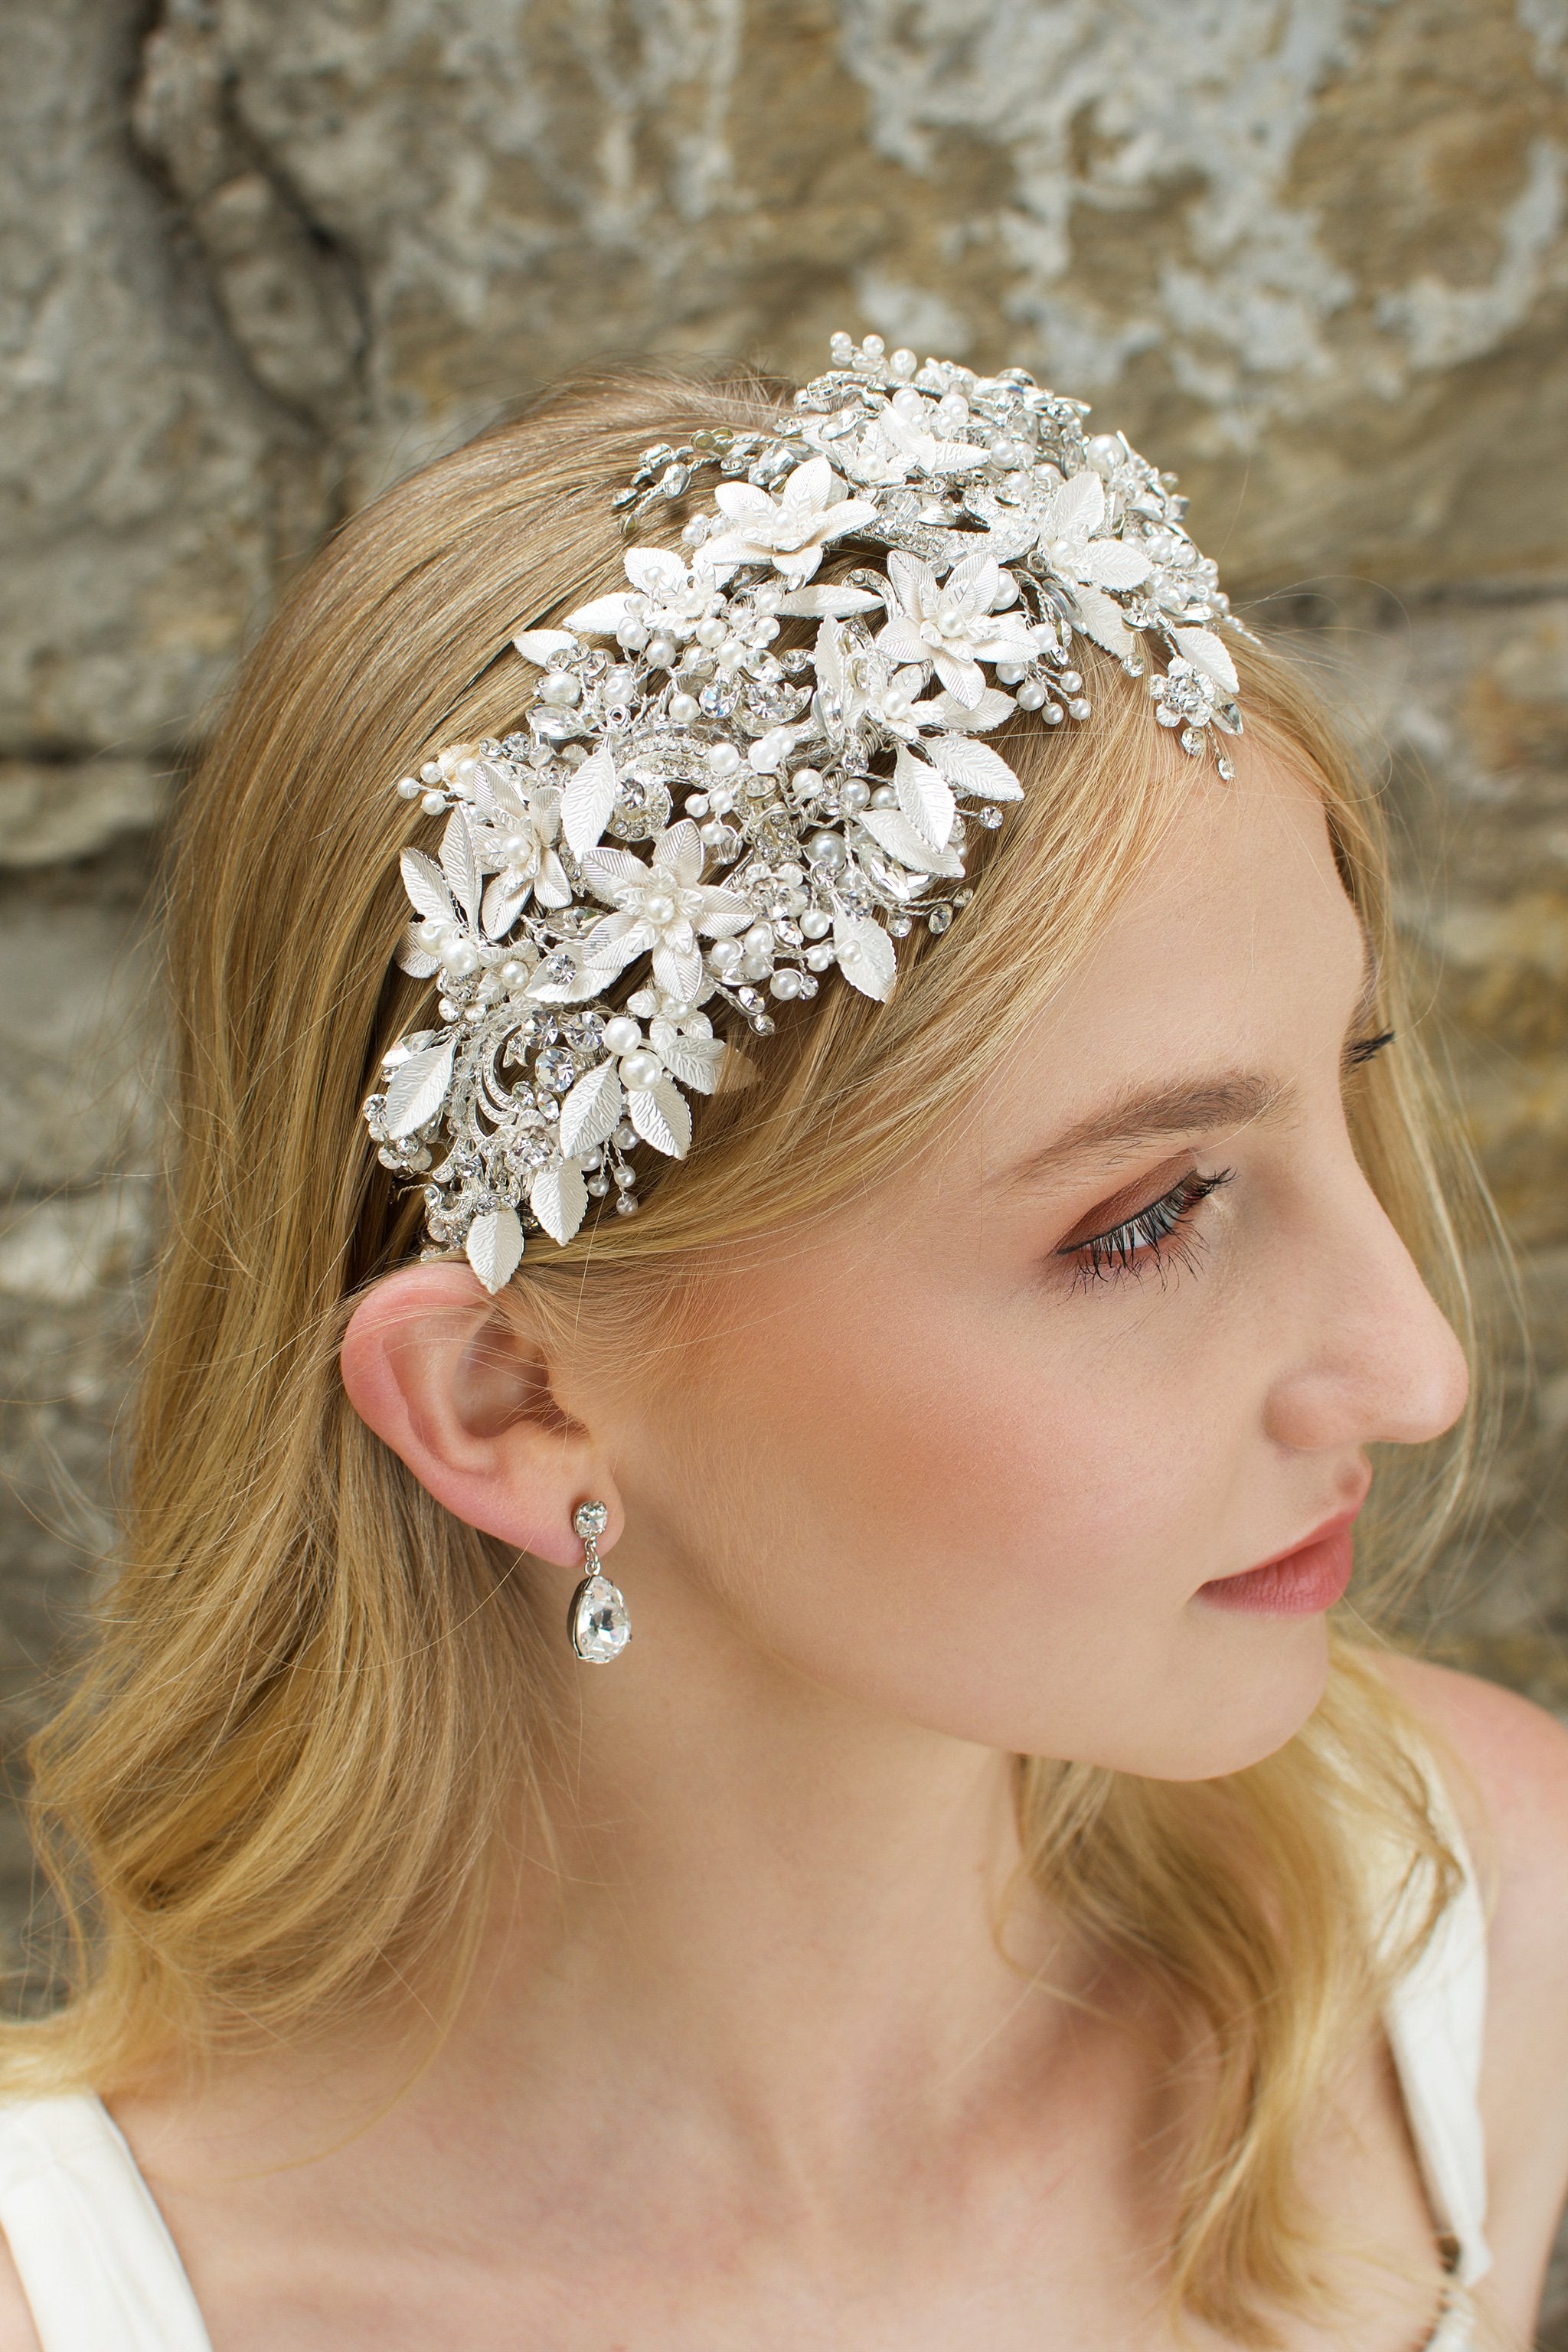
[364,334,1245,1289]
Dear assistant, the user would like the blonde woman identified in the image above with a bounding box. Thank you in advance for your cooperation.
[0,342,1565,2351]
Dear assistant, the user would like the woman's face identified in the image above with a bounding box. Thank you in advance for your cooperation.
[573,740,1471,1779]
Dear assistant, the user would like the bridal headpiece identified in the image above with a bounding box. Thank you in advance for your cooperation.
[364,333,1246,1289]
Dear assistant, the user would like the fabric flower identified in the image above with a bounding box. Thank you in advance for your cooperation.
[874,550,1041,710]
[580,819,753,1002]
[701,458,878,586]
[1031,472,1152,657]
[838,400,990,485]
[567,547,721,643]
[474,780,572,935]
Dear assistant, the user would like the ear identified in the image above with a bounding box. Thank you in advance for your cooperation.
[339,1262,619,1567]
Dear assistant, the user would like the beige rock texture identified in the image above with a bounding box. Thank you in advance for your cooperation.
[2,0,1566,2310]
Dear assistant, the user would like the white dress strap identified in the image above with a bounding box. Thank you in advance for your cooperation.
[1377,1751,1493,2295]
[0,2094,212,2352]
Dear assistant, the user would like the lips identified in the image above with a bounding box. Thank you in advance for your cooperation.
[1196,1506,1363,1618]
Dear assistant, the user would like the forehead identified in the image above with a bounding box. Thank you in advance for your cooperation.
[973,737,1361,1147]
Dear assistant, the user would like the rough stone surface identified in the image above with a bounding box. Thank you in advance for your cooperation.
[1,0,1566,2305]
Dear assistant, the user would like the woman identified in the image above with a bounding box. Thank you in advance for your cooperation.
[0,338,1565,2350]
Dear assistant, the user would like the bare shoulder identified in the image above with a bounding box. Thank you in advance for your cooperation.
[0,2236,41,2352]
[1373,1651,1568,2290]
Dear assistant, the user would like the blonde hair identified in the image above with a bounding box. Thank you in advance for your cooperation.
[5,365,1504,2344]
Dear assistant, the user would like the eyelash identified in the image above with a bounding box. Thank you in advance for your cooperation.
[1058,1025,1396,1292]
[1059,1167,1235,1291]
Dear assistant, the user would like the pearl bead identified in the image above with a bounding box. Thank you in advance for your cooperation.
[840,779,871,814]
[742,922,773,956]
[1058,670,1082,694]
[416,918,446,950]
[684,792,710,818]
[789,767,822,798]
[708,743,742,778]
[642,888,677,924]
[805,942,835,972]
[603,1016,642,1055]
[769,969,803,1000]
[612,1122,637,1150]
[1015,679,1047,710]
[870,785,896,808]
[799,907,831,940]
[617,618,649,652]
[420,791,446,815]
[443,941,480,975]
[1086,433,1122,476]
[668,692,700,725]
[694,616,727,649]
[805,831,845,872]
[619,1048,662,1090]
[707,938,743,975]
[1067,697,1091,721]
[646,633,677,668]
[541,672,580,706]
[397,776,421,799]
[586,1174,611,1198]
[499,959,527,988]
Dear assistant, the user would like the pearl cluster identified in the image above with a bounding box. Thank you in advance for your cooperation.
[363,335,1246,1289]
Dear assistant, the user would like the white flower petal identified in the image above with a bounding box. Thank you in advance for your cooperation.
[893,744,956,849]
[482,872,531,939]
[655,818,704,887]
[624,547,688,597]
[933,650,985,709]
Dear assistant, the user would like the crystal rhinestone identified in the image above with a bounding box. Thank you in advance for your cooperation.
[534,1047,577,1091]
[573,1499,609,1539]
[927,904,952,933]
[1217,754,1236,782]
[570,1572,630,1664]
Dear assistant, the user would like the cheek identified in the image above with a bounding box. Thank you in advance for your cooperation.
[669,1249,1237,1695]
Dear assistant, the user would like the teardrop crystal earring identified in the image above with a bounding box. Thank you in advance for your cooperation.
[567,1500,631,1663]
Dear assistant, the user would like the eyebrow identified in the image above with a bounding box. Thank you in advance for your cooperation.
[997,915,1381,1191]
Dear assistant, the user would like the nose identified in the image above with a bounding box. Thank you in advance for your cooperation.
[1261,1162,1471,1456]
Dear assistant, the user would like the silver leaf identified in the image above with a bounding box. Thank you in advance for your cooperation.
[833,912,897,1003]
[893,744,956,848]
[557,1060,624,1158]
[440,810,482,925]
[775,584,884,617]
[1072,586,1134,658]
[656,1036,725,1094]
[561,747,618,858]
[923,733,1023,801]
[529,1159,589,1246]
[629,1076,691,1158]
[395,929,441,977]
[384,1037,456,1138]
[466,1207,525,1292]
[858,807,965,876]
[400,848,456,928]
[482,872,529,940]
[1171,626,1240,697]
[514,629,579,665]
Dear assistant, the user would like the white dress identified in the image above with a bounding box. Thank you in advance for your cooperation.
[0,1788,1492,2351]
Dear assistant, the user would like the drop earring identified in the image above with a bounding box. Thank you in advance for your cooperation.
[567,1500,631,1663]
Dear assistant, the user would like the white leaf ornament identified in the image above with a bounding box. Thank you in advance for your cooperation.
[440,810,482,924]
[655,1034,725,1094]
[629,1076,691,1158]
[529,1159,589,1246]
[1071,586,1134,658]
[466,1207,524,1292]
[1171,626,1240,697]
[923,734,1023,800]
[557,1060,624,1158]
[561,748,618,858]
[513,629,579,665]
[400,848,456,928]
[893,744,956,849]
[384,1037,456,1138]
[833,913,896,1002]
[859,807,964,876]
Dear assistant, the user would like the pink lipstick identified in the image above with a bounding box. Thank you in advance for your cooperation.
[1196,1508,1361,1617]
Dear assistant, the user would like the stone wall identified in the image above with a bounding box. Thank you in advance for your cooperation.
[2,0,1566,2316]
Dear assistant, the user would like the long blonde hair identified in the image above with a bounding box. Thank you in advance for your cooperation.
[5,365,1505,2344]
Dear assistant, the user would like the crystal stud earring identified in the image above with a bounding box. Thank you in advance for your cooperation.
[567,1499,631,1664]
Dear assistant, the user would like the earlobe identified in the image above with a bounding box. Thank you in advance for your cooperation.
[339,1262,618,1567]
